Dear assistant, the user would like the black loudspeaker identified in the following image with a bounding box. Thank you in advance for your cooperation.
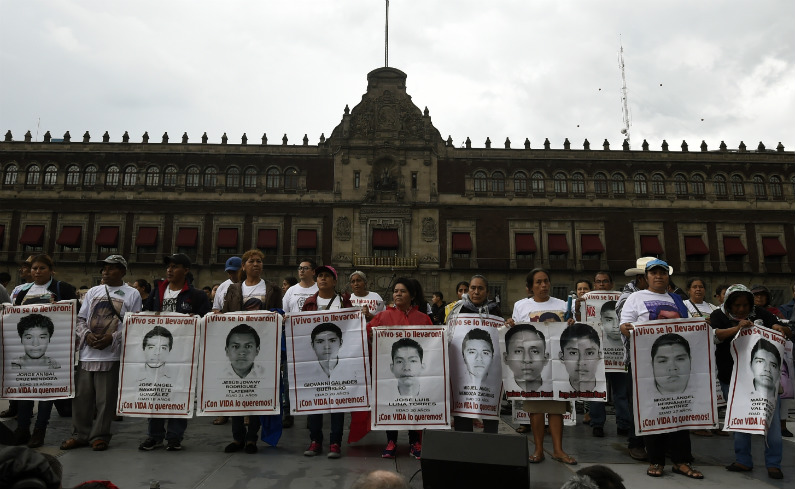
[421,430,529,489]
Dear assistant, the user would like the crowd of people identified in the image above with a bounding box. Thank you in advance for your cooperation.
[1,251,793,484]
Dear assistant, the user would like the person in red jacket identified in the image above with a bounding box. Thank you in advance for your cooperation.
[367,277,432,460]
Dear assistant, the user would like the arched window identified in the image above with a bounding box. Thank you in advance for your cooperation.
[651,173,665,196]
[571,172,585,195]
[769,176,783,199]
[122,165,137,187]
[186,166,200,188]
[83,165,97,186]
[674,174,688,196]
[284,167,299,190]
[203,167,217,188]
[611,173,625,195]
[633,174,647,195]
[266,168,280,189]
[531,171,545,193]
[713,175,727,198]
[65,165,80,186]
[43,165,57,186]
[513,171,527,193]
[473,170,487,192]
[244,167,257,189]
[690,174,705,197]
[145,166,160,187]
[163,166,177,187]
[491,171,505,192]
[26,164,41,186]
[226,167,240,188]
[731,175,744,197]
[4,164,18,185]
[593,172,608,195]
[753,175,766,198]
[553,172,567,193]
[105,165,120,187]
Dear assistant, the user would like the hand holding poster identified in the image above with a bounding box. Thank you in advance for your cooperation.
[724,324,787,435]
[582,291,624,372]
[1,301,77,399]
[197,311,281,416]
[118,312,201,417]
[371,326,450,430]
[630,318,718,435]
[448,313,503,420]
[285,308,370,414]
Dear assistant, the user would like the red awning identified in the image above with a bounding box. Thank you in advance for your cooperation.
[640,235,664,255]
[580,234,604,254]
[297,229,317,249]
[451,232,472,252]
[95,226,119,246]
[19,225,45,246]
[762,237,787,257]
[373,229,399,249]
[548,234,569,253]
[257,229,278,249]
[684,236,709,256]
[135,227,158,247]
[56,226,82,246]
[217,228,238,248]
[175,227,198,247]
[723,236,748,256]
[515,233,537,253]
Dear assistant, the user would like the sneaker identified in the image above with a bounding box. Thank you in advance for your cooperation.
[165,439,182,451]
[381,440,397,459]
[410,442,422,460]
[304,441,322,456]
[782,427,794,438]
[328,443,342,459]
[592,427,605,437]
[138,437,162,451]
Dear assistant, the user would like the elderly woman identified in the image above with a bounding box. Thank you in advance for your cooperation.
[348,270,385,322]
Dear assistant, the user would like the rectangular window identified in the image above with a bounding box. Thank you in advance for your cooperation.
[515,233,536,261]
[95,226,120,254]
[175,227,199,255]
[354,171,360,189]
[373,229,399,257]
[296,229,318,258]
[217,228,238,256]
[451,232,472,259]
[411,172,418,190]
[135,227,158,255]
[257,229,279,261]
[56,226,82,252]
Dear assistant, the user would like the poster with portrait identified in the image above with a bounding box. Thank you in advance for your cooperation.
[781,340,794,400]
[117,312,201,417]
[582,291,624,371]
[1,301,76,400]
[630,318,718,435]
[512,400,576,426]
[285,309,370,414]
[448,313,503,420]
[500,323,553,401]
[196,311,281,416]
[549,322,608,402]
[724,325,787,435]
[371,325,450,430]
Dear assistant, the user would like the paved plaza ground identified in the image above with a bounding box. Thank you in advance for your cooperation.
[1,399,792,488]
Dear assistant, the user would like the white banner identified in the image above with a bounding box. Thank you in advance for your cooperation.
[582,291,624,372]
[371,326,450,430]
[448,313,503,420]
[1,301,77,400]
[196,311,282,416]
[724,325,787,435]
[630,318,719,435]
[285,309,370,414]
[117,312,201,417]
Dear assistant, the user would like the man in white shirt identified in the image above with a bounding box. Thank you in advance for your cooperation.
[212,256,242,313]
[283,259,319,313]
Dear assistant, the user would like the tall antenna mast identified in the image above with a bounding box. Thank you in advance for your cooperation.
[384,0,389,67]
[619,39,631,148]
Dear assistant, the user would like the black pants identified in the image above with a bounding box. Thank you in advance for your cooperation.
[386,430,421,444]
[645,429,693,465]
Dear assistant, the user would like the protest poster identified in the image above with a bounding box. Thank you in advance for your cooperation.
[582,291,624,372]
[117,312,201,417]
[630,318,718,435]
[371,325,450,430]
[724,324,787,435]
[500,323,553,401]
[285,308,370,414]
[1,301,76,400]
[512,400,576,426]
[196,311,281,416]
[549,322,607,402]
[448,313,503,420]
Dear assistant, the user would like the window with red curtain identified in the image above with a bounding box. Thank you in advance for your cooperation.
[175,227,198,247]
[761,237,786,257]
[548,234,569,254]
[297,229,317,250]
[56,226,82,247]
[515,233,536,254]
[723,236,748,256]
[640,235,664,256]
[684,236,709,256]
[217,228,238,249]
[95,226,119,247]
[136,227,158,247]
[580,234,604,254]
[19,225,45,246]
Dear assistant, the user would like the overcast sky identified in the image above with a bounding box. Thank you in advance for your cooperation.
[1,0,793,151]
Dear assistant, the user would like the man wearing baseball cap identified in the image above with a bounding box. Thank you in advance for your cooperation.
[212,256,242,313]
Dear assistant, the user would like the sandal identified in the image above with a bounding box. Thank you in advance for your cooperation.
[91,439,109,451]
[647,464,664,477]
[515,425,530,434]
[528,454,545,463]
[213,416,229,425]
[672,463,703,479]
[60,438,88,450]
[551,454,577,465]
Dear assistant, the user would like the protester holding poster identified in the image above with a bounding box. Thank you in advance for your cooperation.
[348,271,385,322]
[709,284,791,479]
[367,277,433,460]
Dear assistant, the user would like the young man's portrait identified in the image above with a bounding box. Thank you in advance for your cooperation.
[12,313,61,370]
[748,338,781,400]
[136,325,174,384]
[558,323,601,392]
[599,301,621,344]
[310,322,343,379]
[460,328,494,386]
[224,324,265,379]
[650,333,692,395]
[390,338,426,397]
[502,324,549,392]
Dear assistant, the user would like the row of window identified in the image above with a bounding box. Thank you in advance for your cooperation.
[1,164,301,190]
[473,170,794,199]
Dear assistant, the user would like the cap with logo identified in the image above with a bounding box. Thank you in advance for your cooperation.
[225,256,242,272]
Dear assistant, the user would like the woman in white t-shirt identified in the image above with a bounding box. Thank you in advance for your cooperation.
[684,277,716,322]
[348,270,385,322]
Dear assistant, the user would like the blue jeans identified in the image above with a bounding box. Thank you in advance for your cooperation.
[308,413,344,445]
[589,372,631,430]
[721,381,783,469]
[17,400,54,431]
[147,418,187,442]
